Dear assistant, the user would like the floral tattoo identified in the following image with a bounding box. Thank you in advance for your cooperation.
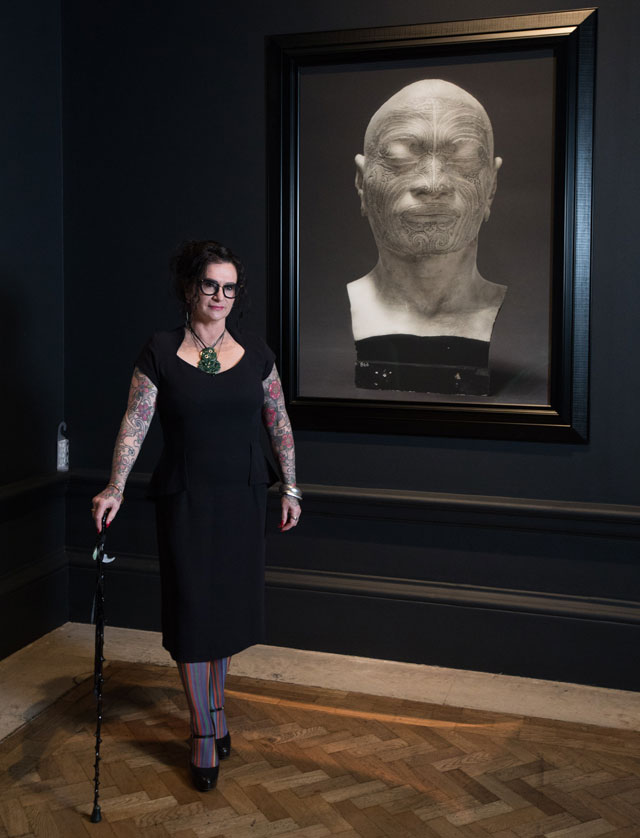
[262,367,297,487]
[107,367,157,494]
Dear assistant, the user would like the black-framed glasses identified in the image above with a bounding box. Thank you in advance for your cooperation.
[198,279,239,299]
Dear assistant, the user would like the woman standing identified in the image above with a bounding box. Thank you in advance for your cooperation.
[91,240,301,791]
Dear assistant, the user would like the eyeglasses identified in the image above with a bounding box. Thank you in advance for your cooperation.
[198,279,239,299]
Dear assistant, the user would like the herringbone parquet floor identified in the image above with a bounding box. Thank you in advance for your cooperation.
[1,661,639,838]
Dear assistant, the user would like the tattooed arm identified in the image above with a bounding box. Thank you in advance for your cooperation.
[262,366,300,531]
[91,367,158,530]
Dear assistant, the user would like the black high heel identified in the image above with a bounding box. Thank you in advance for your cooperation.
[212,706,231,760]
[189,733,219,792]
[216,731,231,760]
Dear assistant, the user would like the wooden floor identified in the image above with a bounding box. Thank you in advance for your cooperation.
[1,662,639,838]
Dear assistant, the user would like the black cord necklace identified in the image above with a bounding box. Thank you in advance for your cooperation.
[188,325,225,374]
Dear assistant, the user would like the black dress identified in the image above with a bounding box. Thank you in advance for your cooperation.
[135,326,276,663]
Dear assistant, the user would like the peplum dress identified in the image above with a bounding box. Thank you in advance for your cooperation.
[135,326,276,663]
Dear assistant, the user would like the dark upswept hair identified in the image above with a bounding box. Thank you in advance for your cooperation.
[170,239,247,319]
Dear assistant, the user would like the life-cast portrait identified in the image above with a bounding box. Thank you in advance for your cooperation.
[296,54,556,405]
[348,78,506,397]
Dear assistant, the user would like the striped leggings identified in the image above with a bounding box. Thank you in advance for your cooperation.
[177,657,230,768]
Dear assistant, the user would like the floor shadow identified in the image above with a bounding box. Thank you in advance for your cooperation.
[5,667,188,783]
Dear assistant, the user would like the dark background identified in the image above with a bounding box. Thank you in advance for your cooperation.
[298,52,554,404]
[1,0,639,689]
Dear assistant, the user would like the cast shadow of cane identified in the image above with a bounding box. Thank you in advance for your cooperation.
[90,673,191,769]
[5,674,98,783]
[5,672,188,785]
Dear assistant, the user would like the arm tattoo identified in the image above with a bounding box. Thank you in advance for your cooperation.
[262,367,296,485]
[108,367,157,494]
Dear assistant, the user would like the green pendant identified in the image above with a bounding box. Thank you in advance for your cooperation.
[198,346,221,375]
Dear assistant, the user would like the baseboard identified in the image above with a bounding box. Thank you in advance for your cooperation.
[0,565,68,660]
[66,546,640,690]
[0,473,68,661]
[265,587,640,692]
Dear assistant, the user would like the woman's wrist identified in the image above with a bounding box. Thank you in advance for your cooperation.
[280,482,302,501]
[107,482,124,498]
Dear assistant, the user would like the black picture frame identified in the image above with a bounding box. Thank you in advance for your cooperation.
[266,9,595,442]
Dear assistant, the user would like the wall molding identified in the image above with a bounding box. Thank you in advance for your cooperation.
[0,549,67,598]
[0,472,67,523]
[66,547,640,627]
[266,567,640,626]
[67,547,158,576]
[69,469,640,537]
[297,485,640,538]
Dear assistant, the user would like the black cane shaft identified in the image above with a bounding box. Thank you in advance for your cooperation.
[90,513,109,824]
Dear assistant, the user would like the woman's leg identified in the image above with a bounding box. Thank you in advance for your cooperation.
[177,661,218,768]
[209,656,230,737]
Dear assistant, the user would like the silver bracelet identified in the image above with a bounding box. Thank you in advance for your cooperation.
[283,492,302,504]
[280,483,303,501]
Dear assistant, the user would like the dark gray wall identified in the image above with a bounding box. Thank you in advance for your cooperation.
[62,0,640,688]
[0,1,67,657]
[61,0,640,503]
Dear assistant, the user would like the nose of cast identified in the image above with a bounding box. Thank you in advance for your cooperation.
[407,155,455,200]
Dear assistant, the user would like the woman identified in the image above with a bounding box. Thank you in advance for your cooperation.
[91,240,301,792]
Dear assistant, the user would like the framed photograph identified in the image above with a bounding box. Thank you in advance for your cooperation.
[266,10,595,442]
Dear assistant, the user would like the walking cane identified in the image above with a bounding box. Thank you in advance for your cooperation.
[90,512,116,824]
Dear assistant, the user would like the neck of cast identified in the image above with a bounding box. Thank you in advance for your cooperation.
[372,239,488,317]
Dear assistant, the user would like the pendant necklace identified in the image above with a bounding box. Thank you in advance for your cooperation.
[188,325,225,374]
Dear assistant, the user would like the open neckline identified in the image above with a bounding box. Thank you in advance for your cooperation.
[175,327,246,376]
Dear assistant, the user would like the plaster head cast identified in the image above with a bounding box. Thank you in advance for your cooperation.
[348,79,507,393]
[355,79,501,262]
